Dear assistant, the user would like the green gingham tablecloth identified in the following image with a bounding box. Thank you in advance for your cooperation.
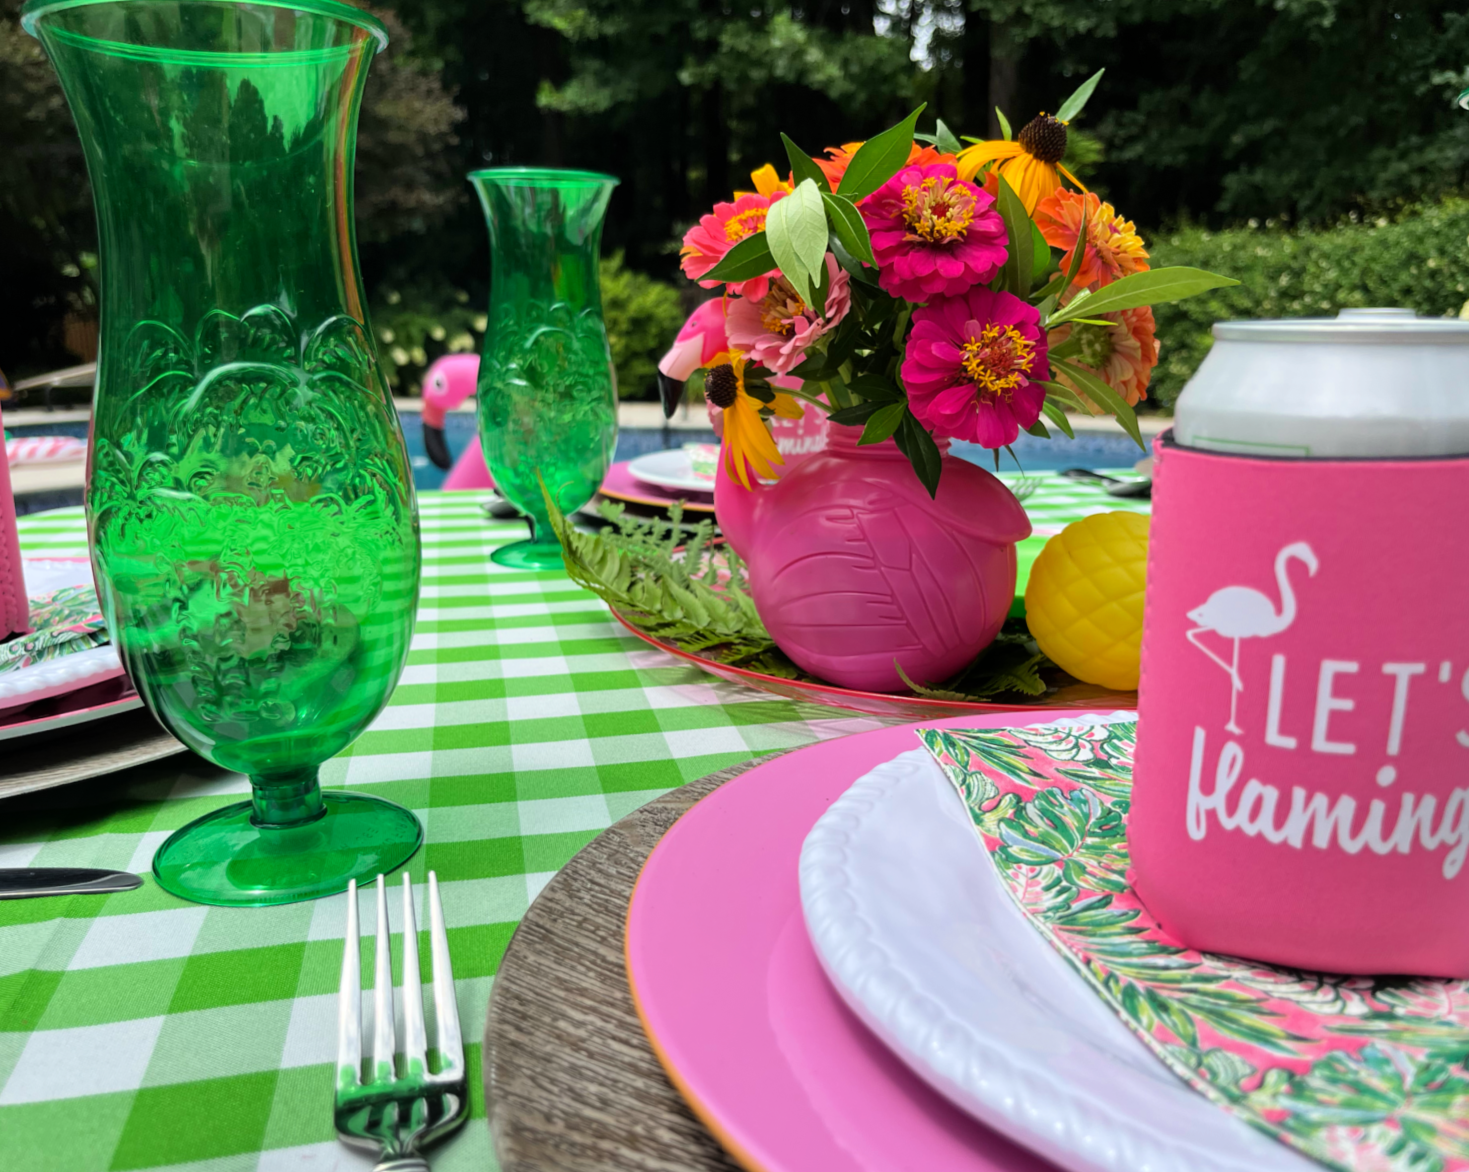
[0,476,1147,1172]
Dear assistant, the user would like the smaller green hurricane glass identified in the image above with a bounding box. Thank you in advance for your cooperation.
[470,169,620,570]
[25,0,424,906]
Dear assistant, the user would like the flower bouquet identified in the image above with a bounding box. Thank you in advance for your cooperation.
[671,71,1235,495]
[557,75,1238,704]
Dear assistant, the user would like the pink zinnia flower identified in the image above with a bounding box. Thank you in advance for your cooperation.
[680,190,787,300]
[724,255,852,375]
[859,163,1007,303]
[902,287,1048,448]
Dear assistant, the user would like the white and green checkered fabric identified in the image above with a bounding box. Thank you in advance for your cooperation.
[0,476,1146,1171]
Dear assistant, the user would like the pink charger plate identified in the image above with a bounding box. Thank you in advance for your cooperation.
[625,712,1094,1172]
[597,459,715,514]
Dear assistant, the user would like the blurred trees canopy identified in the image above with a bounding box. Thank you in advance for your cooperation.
[3,0,1468,394]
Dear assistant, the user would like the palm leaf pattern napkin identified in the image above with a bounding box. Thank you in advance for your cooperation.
[919,720,1469,1172]
[0,584,108,672]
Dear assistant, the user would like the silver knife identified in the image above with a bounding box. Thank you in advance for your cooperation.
[0,868,143,899]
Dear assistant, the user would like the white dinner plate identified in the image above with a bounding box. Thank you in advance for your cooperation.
[798,726,1317,1172]
[626,448,714,494]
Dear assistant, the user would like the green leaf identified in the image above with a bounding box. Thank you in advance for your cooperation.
[1055,69,1106,124]
[827,400,883,427]
[1037,378,1093,415]
[1054,359,1146,449]
[1048,267,1240,324]
[993,174,1033,297]
[1025,417,1050,438]
[702,231,775,284]
[934,118,962,155]
[822,191,875,267]
[859,401,906,445]
[995,107,1012,140]
[893,410,942,497]
[765,178,829,305]
[1040,398,1075,437]
[847,371,902,401]
[1030,220,1052,284]
[781,133,831,193]
[837,104,927,202]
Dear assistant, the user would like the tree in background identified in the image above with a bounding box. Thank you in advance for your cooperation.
[0,0,465,381]
[5,0,1469,396]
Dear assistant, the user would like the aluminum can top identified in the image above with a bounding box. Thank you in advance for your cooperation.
[1174,308,1469,458]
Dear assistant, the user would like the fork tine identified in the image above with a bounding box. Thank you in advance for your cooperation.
[427,871,463,1074]
[371,874,397,1083]
[400,872,428,1078]
[336,880,362,1089]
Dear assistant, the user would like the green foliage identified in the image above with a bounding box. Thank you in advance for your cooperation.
[368,286,484,393]
[1147,199,1469,406]
[897,618,1052,700]
[371,250,683,398]
[545,493,1070,701]
[598,251,686,400]
[542,491,795,674]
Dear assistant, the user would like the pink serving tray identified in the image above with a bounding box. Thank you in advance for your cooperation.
[625,713,1083,1172]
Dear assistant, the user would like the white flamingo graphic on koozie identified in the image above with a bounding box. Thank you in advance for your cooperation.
[1186,541,1319,734]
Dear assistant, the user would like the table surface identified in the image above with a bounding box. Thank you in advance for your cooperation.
[0,475,1146,1172]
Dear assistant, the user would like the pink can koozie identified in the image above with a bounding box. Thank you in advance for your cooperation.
[1132,434,1469,977]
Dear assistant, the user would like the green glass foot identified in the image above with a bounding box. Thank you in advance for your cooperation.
[491,538,565,570]
[153,792,423,908]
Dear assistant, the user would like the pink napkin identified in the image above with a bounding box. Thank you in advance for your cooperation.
[0,405,32,639]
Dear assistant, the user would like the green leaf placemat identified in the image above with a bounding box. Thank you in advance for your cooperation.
[919,720,1469,1172]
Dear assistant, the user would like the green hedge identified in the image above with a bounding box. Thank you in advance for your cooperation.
[370,250,684,400]
[1146,200,1469,407]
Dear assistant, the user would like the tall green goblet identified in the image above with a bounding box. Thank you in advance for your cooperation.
[25,0,423,906]
[470,169,620,570]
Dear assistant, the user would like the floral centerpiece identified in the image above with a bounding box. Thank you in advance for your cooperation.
[673,71,1235,495]
[553,74,1239,702]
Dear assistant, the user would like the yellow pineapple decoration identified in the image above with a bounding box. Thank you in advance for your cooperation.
[1025,511,1150,690]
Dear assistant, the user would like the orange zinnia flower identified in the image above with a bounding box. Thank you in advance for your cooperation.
[1034,189,1149,289]
[956,114,1085,214]
[1051,304,1159,408]
[817,142,955,190]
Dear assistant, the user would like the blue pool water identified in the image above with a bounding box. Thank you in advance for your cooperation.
[6,409,1149,511]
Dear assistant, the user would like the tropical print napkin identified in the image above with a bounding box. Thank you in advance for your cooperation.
[0,584,108,672]
[919,719,1469,1172]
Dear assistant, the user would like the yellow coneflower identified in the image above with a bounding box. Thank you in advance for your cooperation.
[703,350,802,490]
[956,114,1087,215]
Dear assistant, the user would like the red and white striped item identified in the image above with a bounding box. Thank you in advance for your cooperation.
[5,435,86,465]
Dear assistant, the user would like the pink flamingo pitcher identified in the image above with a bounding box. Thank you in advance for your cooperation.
[716,422,1030,693]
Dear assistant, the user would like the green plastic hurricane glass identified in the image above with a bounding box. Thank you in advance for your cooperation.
[469,169,620,570]
[24,0,424,906]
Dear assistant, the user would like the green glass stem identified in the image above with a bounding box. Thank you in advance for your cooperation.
[468,169,620,570]
[251,769,328,828]
[26,0,424,906]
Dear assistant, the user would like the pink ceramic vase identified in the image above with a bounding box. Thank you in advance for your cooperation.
[716,422,1030,693]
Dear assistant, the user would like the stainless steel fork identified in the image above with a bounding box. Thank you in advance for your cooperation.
[336,873,466,1172]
